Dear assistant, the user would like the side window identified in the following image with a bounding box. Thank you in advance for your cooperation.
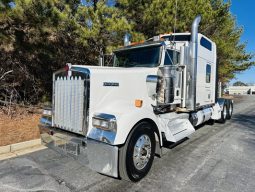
[200,37,212,51]
[206,64,211,83]
[164,49,180,65]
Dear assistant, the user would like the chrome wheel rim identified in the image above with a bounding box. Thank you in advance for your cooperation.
[133,134,152,170]
[223,106,227,119]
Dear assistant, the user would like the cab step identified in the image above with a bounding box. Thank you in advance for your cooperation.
[159,113,195,143]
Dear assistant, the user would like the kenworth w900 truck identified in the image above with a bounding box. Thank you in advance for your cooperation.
[40,16,233,182]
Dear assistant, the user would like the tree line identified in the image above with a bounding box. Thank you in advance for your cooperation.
[0,0,254,105]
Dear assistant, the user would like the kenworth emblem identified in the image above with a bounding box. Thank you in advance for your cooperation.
[103,82,119,87]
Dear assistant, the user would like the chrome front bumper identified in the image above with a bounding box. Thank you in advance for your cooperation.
[40,116,119,178]
[87,138,119,178]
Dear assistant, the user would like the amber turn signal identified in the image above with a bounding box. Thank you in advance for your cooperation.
[135,99,143,108]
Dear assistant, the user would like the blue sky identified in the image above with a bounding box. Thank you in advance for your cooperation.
[230,0,255,84]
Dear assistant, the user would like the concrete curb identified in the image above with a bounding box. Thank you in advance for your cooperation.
[0,145,11,155]
[0,145,47,161]
[0,138,47,161]
[0,138,42,155]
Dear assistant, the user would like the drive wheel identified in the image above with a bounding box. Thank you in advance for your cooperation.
[226,102,233,120]
[218,103,227,123]
[119,122,155,182]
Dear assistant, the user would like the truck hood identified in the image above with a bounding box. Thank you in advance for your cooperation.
[74,65,158,116]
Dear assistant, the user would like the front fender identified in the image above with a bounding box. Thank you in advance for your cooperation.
[115,107,161,145]
[92,100,162,146]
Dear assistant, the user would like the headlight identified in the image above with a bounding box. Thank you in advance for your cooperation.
[92,113,117,131]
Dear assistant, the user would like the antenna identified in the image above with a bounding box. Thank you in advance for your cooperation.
[173,0,178,49]
[173,0,178,36]
[167,0,178,49]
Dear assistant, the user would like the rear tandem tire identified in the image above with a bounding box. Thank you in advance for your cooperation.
[226,101,233,120]
[218,103,227,124]
[119,121,155,182]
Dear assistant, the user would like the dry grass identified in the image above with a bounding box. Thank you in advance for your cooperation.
[0,107,41,146]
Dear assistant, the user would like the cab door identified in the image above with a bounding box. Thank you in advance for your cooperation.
[205,63,212,103]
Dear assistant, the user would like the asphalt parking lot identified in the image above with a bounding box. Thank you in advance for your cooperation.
[0,95,255,192]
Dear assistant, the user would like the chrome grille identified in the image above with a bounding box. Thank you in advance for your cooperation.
[53,70,89,135]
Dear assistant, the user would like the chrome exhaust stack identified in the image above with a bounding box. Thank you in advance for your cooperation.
[189,15,201,110]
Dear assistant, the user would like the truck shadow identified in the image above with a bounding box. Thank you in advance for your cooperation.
[231,111,255,148]
[232,113,255,131]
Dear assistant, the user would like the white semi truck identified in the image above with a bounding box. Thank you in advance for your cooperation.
[40,16,233,182]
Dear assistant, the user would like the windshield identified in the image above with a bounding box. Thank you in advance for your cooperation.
[114,45,161,67]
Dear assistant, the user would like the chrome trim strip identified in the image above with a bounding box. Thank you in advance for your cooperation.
[93,113,116,121]
[72,67,91,135]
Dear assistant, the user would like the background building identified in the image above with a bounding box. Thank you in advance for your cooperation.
[226,86,255,95]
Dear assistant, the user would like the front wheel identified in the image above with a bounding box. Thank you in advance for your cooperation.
[119,122,155,182]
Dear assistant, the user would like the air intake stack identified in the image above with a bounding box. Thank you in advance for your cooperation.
[188,15,201,110]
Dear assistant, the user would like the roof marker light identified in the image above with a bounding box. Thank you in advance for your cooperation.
[65,63,72,77]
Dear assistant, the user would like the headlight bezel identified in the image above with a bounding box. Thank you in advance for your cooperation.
[92,113,117,132]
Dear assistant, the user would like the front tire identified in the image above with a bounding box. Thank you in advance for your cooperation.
[119,122,155,182]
